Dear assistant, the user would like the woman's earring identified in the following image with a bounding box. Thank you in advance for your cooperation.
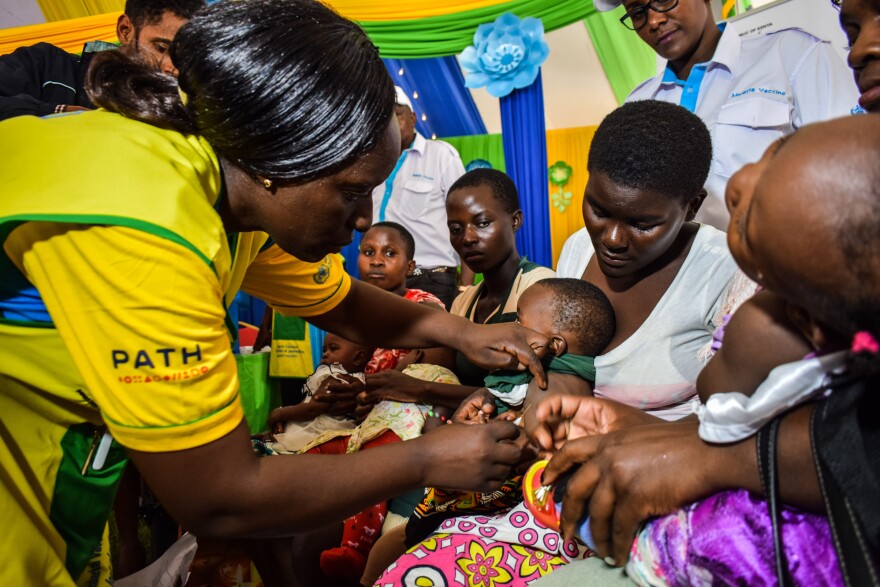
[262,178,273,190]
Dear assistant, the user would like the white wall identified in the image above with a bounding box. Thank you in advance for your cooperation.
[0,0,45,28]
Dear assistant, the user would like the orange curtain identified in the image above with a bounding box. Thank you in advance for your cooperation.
[35,0,123,23]
[0,13,119,56]
[545,125,596,268]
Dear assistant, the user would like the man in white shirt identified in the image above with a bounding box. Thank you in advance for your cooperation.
[597,0,859,230]
[371,87,467,309]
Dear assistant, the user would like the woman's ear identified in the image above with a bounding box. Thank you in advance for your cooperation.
[512,209,523,233]
[549,335,568,357]
[786,303,831,351]
[406,259,416,277]
[685,190,707,222]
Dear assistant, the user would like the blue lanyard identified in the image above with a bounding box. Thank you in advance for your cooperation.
[378,138,415,222]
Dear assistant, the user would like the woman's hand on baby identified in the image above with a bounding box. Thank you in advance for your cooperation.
[363,370,423,403]
[266,406,290,436]
[417,420,525,492]
[542,419,725,566]
[453,388,497,424]
[314,375,362,417]
[351,371,425,422]
[528,395,663,452]
[458,322,551,389]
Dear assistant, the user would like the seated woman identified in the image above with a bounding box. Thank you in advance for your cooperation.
[348,168,556,410]
[370,100,752,585]
[557,100,754,420]
[529,115,880,586]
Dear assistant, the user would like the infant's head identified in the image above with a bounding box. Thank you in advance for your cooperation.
[725,115,880,348]
[321,332,373,373]
[517,278,615,357]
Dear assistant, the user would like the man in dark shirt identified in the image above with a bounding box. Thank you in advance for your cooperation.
[0,0,205,121]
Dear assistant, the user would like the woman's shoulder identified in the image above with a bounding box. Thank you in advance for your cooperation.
[517,264,556,291]
[557,228,594,278]
[449,284,480,317]
[691,225,733,265]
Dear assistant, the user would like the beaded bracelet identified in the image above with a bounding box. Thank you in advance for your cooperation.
[54,104,67,114]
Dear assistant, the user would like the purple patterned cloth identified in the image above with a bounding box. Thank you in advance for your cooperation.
[627,489,843,586]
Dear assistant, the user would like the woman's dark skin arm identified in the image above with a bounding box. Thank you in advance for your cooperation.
[531,395,821,565]
[125,281,546,541]
[130,417,524,539]
[356,369,480,409]
[310,280,549,387]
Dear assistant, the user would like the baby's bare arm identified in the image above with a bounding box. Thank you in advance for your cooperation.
[697,291,812,403]
[522,372,593,439]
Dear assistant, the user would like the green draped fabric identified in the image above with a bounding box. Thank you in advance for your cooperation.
[364,0,597,58]
[443,133,507,172]
[583,6,657,104]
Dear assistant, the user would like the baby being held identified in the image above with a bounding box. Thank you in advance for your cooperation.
[405,278,615,546]
[266,332,374,451]
[459,277,616,427]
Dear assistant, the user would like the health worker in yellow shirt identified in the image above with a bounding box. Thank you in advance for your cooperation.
[0,1,548,585]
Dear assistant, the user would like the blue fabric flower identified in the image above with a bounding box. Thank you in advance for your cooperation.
[459,13,550,99]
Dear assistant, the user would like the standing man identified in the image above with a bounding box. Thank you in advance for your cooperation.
[372,86,468,310]
[596,0,859,230]
[0,0,205,121]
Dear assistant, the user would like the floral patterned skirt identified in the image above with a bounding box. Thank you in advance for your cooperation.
[375,503,592,587]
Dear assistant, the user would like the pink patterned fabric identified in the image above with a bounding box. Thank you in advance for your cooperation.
[377,504,592,586]
[366,289,443,374]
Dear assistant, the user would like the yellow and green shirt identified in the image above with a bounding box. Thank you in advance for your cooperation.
[0,110,351,585]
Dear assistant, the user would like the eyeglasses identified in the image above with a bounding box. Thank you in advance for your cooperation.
[619,0,680,31]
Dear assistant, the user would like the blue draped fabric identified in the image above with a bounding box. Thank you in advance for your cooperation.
[340,56,487,277]
[384,56,487,139]
[500,70,551,268]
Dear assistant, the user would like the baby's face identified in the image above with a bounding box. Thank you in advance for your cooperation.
[321,334,367,372]
[516,287,557,338]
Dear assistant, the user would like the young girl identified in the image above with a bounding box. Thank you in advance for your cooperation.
[289,221,459,581]
[357,221,445,374]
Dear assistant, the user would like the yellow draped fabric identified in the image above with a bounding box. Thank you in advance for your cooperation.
[325,0,512,21]
[0,0,514,55]
[0,13,119,56]
[546,126,597,268]
[35,0,122,23]
[16,0,513,25]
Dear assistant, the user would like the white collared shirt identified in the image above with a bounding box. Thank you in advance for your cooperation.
[628,25,860,231]
[372,132,465,268]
